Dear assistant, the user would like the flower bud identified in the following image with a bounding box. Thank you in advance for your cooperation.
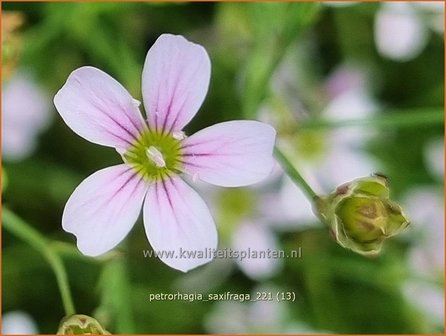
[315,174,409,255]
[57,314,110,335]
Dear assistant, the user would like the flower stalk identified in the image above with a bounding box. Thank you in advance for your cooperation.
[2,207,76,316]
[274,145,318,201]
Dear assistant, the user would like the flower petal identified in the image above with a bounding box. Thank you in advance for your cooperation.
[142,34,211,132]
[54,66,145,149]
[62,164,147,256]
[143,176,217,272]
[181,120,276,187]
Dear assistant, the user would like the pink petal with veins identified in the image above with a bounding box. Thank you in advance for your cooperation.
[181,120,276,187]
[142,34,211,133]
[143,176,217,272]
[62,164,148,256]
[54,66,145,149]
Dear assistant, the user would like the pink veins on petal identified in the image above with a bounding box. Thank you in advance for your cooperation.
[54,33,276,272]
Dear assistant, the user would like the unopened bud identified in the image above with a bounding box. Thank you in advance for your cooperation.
[315,174,409,255]
[57,314,110,335]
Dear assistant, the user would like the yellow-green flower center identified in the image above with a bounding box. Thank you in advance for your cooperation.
[123,129,184,181]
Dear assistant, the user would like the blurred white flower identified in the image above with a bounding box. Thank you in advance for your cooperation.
[403,186,444,278]
[424,136,444,181]
[204,285,287,334]
[271,174,316,228]
[1,311,38,335]
[228,181,285,281]
[313,64,380,190]
[278,64,381,213]
[314,145,379,190]
[403,280,444,325]
[232,221,283,280]
[2,71,51,161]
[205,300,251,333]
[205,284,331,334]
[374,2,430,61]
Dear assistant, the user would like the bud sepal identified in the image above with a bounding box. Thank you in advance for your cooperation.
[314,175,410,256]
[57,314,110,335]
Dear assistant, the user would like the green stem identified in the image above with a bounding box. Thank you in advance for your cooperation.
[2,208,76,316]
[274,146,318,200]
[299,108,443,130]
[97,255,135,333]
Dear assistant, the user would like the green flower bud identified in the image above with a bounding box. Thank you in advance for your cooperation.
[315,174,410,255]
[57,314,110,335]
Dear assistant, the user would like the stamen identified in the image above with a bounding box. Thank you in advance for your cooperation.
[172,131,186,140]
[125,128,184,181]
[146,146,166,168]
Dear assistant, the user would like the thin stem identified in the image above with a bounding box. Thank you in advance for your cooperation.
[274,146,318,200]
[298,108,443,130]
[2,208,76,316]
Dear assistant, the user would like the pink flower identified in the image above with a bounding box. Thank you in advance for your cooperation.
[54,34,276,272]
[2,71,51,161]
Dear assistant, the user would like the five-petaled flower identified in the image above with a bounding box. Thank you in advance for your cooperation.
[54,34,276,272]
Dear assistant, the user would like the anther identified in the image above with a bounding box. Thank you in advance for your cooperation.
[172,131,186,140]
[146,146,166,168]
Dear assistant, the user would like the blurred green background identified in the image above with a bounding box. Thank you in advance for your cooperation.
[2,1,444,334]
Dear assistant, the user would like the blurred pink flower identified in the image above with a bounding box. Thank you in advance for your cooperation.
[54,34,276,272]
[324,64,367,100]
[2,71,51,161]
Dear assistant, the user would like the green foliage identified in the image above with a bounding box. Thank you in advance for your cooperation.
[242,2,321,118]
